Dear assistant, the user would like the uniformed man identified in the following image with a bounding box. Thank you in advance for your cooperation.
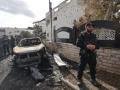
[76,22,99,86]
[3,35,10,56]
[10,36,15,55]
[0,37,4,58]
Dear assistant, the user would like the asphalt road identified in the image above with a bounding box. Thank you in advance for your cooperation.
[0,56,64,90]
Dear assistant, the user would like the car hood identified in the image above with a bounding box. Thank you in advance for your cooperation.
[13,43,45,54]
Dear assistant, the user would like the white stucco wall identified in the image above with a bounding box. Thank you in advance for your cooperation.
[46,0,85,41]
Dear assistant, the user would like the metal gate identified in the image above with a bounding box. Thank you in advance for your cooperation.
[54,27,74,43]
[54,20,120,48]
[79,20,120,48]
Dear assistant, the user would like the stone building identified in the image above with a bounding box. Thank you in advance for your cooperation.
[46,0,86,41]
[0,27,33,38]
[33,18,46,33]
[34,0,86,41]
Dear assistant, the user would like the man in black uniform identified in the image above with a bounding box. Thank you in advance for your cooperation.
[3,35,10,56]
[10,36,15,55]
[76,22,98,85]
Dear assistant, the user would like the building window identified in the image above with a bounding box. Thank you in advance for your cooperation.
[53,17,57,21]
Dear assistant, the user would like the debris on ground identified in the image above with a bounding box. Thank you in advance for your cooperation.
[0,50,120,90]
[30,67,45,82]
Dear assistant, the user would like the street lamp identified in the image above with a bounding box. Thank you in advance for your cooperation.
[49,0,53,41]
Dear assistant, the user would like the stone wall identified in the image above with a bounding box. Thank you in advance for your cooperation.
[46,42,120,75]
[97,48,120,74]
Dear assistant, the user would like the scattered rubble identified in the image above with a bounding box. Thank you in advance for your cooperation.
[30,67,44,82]
[0,39,120,90]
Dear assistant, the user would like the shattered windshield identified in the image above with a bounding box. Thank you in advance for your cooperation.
[20,38,41,46]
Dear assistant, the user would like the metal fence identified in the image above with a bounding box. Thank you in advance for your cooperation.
[54,20,120,48]
[79,20,120,48]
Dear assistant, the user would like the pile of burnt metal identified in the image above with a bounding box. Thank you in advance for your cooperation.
[12,37,67,86]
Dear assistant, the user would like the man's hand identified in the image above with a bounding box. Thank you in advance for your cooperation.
[86,44,96,51]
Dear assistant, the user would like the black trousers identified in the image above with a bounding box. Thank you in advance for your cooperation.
[3,45,10,56]
[78,53,97,81]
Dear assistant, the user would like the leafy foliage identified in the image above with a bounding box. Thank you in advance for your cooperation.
[20,31,32,38]
[33,25,46,40]
[74,0,120,28]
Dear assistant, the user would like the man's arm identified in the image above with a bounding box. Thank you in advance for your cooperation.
[76,33,86,49]
[87,34,99,50]
[94,35,99,49]
[93,34,99,49]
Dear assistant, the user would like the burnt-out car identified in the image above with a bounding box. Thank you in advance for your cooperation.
[13,37,46,68]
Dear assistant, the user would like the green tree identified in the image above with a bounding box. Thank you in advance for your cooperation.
[33,25,42,37]
[27,27,34,30]
[20,31,32,38]
[33,25,46,40]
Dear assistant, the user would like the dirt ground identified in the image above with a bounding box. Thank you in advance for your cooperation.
[0,55,65,90]
[0,67,66,90]
[63,57,120,89]
[97,70,120,89]
[0,56,70,90]
[1,56,120,90]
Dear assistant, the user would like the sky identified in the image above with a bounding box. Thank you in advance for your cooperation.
[0,0,64,28]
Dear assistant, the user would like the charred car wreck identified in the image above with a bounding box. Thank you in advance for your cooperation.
[13,37,45,67]
[13,37,52,81]
[12,37,67,85]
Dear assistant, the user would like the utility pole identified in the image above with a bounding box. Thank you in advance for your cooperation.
[49,0,53,41]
